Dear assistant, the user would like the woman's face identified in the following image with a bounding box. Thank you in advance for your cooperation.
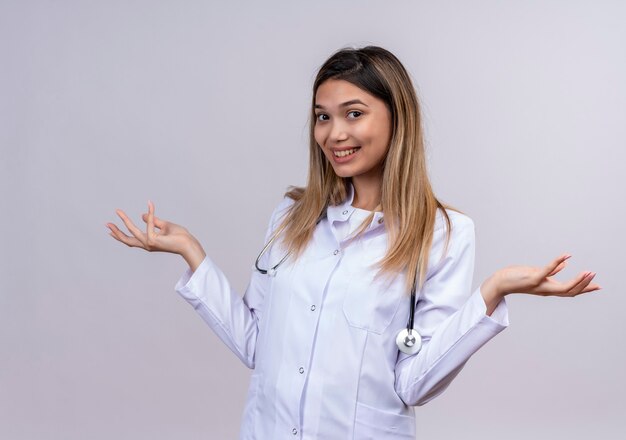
[314,79,392,181]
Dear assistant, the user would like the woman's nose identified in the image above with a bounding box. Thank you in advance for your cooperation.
[329,120,349,143]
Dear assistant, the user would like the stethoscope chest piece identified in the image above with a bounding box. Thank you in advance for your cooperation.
[396,328,422,355]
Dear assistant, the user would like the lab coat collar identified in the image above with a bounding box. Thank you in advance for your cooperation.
[326,181,385,230]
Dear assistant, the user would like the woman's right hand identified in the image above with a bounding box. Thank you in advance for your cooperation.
[106,200,206,270]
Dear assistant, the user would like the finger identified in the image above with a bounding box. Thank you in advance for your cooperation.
[580,283,602,294]
[577,273,602,293]
[147,200,156,244]
[562,271,592,291]
[107,222,146,248]
[115,209,147,246]
[562,272,596,297]
[572,273,598,297]
[541,254,571,278]
[537,270,589,296]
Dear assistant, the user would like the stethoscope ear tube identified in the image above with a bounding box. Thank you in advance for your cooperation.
[255,214,323,276]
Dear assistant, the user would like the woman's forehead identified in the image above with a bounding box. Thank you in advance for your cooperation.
[315,79,379,107]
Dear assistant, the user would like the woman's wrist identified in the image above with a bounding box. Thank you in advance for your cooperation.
[480,272,507,316]
[181,236,207,273]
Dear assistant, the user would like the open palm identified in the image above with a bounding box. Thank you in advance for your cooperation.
[497,254,600,297]
[106,200,191,255]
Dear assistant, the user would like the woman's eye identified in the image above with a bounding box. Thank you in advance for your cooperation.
[316,114,329,122]
[347,110,362,119]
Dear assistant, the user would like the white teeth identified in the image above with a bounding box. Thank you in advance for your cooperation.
[334,148,359,157]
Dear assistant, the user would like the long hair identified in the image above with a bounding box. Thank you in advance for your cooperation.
[269,46,460,294]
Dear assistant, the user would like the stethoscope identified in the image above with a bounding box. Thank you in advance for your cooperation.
[254,220,422,356]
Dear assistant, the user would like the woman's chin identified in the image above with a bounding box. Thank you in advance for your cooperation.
[331,168,356,178]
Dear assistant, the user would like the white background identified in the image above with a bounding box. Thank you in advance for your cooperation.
[1,1,624,439]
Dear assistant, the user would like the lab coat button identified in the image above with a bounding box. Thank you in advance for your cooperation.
[299,367,305,374]
[342,210,348,215]
[310,305,316,311]
[333,249,340,255]
[292,428,298,435]
[378,217,384,224]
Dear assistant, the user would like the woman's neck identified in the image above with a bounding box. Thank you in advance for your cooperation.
[351,175,382,211]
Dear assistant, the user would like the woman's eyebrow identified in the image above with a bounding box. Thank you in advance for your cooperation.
[314,99,369,109]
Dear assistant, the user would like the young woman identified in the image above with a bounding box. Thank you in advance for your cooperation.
[106,46,600,439]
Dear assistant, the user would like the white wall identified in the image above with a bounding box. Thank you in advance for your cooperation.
[1,1,624,438]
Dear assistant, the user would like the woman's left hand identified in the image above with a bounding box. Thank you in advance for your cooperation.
[492,253,601,298]
[481,254,601,316]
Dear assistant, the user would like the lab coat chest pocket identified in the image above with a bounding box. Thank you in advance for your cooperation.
[342,240,406,334]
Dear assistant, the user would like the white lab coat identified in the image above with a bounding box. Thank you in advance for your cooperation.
[175,183,509,439]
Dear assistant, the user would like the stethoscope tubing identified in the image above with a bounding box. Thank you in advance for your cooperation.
[254,233,291,276]
[254,218,422,355]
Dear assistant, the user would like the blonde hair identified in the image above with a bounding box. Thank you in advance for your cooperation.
[270,46,462,294]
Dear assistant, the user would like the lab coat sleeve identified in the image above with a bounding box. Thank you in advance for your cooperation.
[173,196,294,369]
[394,214,509,406]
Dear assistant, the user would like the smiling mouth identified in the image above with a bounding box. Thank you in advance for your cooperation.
[333,147,360,157]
